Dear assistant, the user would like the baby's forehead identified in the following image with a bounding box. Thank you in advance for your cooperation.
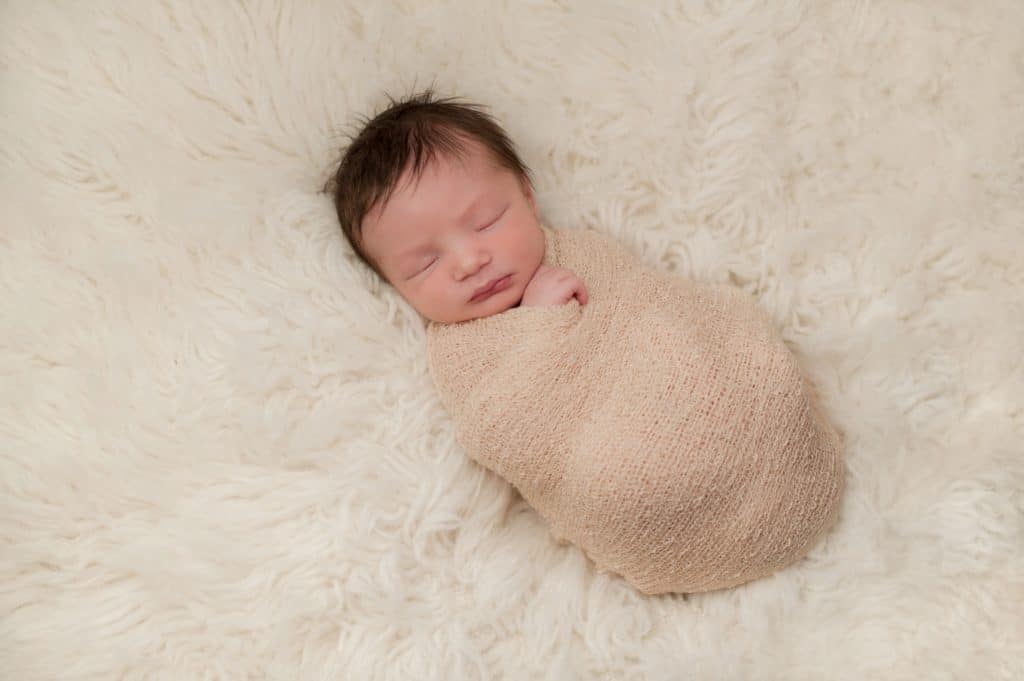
[412,139,506,181]
[381,146,508,212]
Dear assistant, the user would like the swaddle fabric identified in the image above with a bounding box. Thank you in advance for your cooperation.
[426,225,845,594]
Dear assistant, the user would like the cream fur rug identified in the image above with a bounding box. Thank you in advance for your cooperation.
[2,2,1022,679]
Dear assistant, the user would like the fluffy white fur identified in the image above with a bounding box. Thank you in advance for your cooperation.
[1,1,1022,679]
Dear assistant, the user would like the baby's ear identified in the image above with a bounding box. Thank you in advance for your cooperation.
[521,178,538,218]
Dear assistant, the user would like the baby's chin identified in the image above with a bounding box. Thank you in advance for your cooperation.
[463,298,521,322]
[426,293,523,324]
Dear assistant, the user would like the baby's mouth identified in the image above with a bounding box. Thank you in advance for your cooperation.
[470,275,512,303]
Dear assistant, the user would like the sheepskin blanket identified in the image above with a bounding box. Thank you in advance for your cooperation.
[2,2,1023,680]
[426,225,845,593]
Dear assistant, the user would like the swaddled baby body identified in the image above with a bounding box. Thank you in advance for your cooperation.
[425,224,845,594]
[329,90,845,594]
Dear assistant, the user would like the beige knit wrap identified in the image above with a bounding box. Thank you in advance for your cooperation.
[426,225,845,594]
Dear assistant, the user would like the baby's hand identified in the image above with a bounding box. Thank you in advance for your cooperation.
[521,264,589,307]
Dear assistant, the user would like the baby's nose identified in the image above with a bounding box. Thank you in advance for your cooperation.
[456,250,490,277]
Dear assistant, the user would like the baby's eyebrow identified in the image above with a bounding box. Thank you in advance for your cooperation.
[455,194,485,226]
[398,242,432,258]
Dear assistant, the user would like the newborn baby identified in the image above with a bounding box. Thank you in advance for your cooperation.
[328,90,845,594]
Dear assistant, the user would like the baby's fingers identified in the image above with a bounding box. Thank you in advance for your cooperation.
[574,280,589,306]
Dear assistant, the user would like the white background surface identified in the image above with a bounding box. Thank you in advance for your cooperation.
[1,1,1022,679]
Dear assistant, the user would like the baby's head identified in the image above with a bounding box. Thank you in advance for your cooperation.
[328,90,545,324]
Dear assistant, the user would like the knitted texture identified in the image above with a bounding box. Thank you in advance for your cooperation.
[426,225,845,594]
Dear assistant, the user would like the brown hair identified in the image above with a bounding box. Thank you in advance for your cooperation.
[325,89,533,280]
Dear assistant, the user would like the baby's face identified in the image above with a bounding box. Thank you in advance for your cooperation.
[360,140,545,324]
